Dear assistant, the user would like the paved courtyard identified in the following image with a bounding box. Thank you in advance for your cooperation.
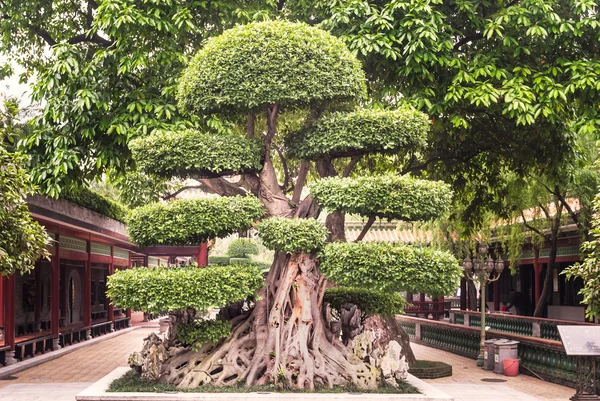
[0,326,577,401]
[411,342,574,401]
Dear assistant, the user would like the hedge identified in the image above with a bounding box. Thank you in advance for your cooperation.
[310,174,453,222]
[320,242,462,296]
[208,256,230,266]
[177,20,366,116]
[287,107,429,160]
[227,238,259,258]
[60,186,128,223]
[129,130,263,179]
[229,257,253,265]
[107,265,264,313]
[256,217,328,254]
[324,287,405,317]
[127,196,264,246]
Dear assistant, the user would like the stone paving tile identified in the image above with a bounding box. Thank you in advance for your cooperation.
[0,327,155,390]
[411,342,574,401]
[0,382,91,401]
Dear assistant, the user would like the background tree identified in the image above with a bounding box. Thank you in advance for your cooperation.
[108,21,461,390]
[318,0,600,229]
[0,144,50,275]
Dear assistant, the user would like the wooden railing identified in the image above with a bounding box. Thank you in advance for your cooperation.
[397,315,600,391]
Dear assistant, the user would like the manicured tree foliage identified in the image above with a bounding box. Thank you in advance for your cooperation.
[0,145,50,275]
[108,21,460,390]
[227,238,259,259]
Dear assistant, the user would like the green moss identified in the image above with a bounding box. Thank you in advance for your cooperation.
[108,369,418,394]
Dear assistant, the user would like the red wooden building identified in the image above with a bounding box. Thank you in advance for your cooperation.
[0,195,207,367]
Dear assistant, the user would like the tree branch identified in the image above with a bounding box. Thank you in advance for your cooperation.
[343,155,362,178]
[246,113,255,139]
[537,202,551,220]
[273,145,290,192]
[162,185,205,201]
[553,186,583,232]
[520,209,550,241]
[67,33,113,46]
[355,216,376,242]
[454,33,484,51]
[292,160,310,205]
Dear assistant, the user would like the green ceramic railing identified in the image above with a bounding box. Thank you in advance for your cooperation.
[398,315,600,391]
[399,320,416,337]
[540,322,560,341]
[468,314,533,336]
[454,313,464,325]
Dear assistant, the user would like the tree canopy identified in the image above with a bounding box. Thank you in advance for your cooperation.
[177,20,366,115]
[0,145,50,275]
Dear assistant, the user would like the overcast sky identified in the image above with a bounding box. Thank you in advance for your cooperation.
[0,56,33,106]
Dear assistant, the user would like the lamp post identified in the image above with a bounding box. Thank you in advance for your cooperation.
[463,243,505,367]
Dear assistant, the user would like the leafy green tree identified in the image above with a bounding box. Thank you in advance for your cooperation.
[565,194,600,319]
[227,238,260,259]
[318,0,600,228]
[0,145,50,275]
[108,21,461,390]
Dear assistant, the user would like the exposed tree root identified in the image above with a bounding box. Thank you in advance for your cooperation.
[140,252,409,390]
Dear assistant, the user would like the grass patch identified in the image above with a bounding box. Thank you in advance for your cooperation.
[108,369,418,394]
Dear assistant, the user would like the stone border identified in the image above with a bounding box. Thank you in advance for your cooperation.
[409,361,452,379]
[76,367,453,401]
[0,327,140,380]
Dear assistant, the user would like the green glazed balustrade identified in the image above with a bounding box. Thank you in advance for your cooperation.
[454,313,464,325]
[468,314,533,336]
[420,325,479,358]
[540,322,560,341]
[399,321,416,337]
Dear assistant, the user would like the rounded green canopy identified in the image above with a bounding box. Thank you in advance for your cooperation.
[130,130,263,179]
[177,20,367,116]
[128,196,264,247]
[287,107,429,160]
[310,174,453,222]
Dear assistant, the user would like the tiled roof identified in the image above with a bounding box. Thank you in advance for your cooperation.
[345,225,432,244]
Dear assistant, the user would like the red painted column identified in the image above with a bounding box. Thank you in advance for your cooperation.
[84,236,92,339]
[534,247,542,305]
[107,247,115,329]
[198,242,208,267]
[419,293,425,318]
[3,275,15,350]
[51,231,61,349]
[126,251,132,321]
[0,275,3,330]
[438,296,444,320]
[460,277,467,310]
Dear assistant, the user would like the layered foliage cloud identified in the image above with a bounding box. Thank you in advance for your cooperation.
[130,130,263,179]
[287,107,429,160]
[324,287,405,317]
[311,174,453,221]
[257,217,329,254]
[177,20,367,115]
[107,265,263,314]
[320,242,462,296]
[128,196,264,246]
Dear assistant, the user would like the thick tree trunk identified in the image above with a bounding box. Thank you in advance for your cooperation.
[533,225,559,317]
[160,253,380,389]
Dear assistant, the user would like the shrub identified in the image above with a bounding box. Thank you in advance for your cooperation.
[320,242,462,297]
[107,265,264,314]
[227,238,259,258]
[324,287,405,317]
[127,196,264,246]
[310,174,453,222]
[256,217,328,254]
[176,319,231,350]
[130,130,263,179]
[208,256,230,266]
[60,186,128,222]
[287,107,429,160]
[229,257,253,265]
[177,20,366,116]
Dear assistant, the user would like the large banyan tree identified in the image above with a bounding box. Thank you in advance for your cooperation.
[108,21,461,390]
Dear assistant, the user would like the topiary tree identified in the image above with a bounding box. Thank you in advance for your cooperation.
[108,20,461,390]
[227,238,259,259]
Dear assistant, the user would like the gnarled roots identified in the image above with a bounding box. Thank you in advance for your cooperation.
[131,252,410,390]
